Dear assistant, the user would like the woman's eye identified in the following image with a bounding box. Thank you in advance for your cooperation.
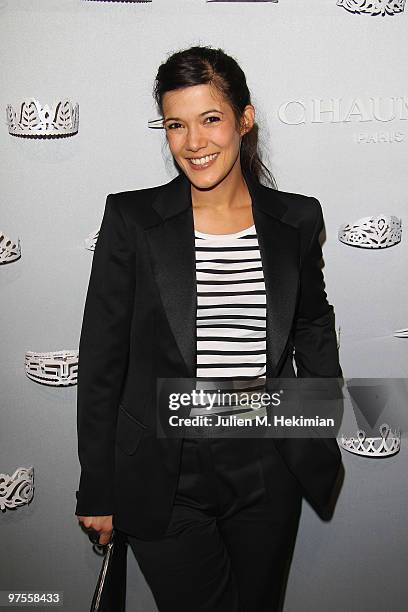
[165,116,220,131]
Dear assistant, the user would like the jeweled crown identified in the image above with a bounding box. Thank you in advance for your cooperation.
[337,0,406,15]
[25,350,79,386]
[6,98,79,137]
[340,423,400,457]
[0,231,21,263]
[338,214,402,248]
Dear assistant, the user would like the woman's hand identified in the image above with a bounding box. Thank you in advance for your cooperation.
[77,515,113,546]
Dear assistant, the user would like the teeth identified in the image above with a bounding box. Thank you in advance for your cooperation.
[190,153,218,165]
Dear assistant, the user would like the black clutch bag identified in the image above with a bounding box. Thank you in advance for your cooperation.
[90,528,128,612]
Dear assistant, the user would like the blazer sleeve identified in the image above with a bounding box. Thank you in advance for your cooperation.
[75,194,136,516]
[293,198,342,378]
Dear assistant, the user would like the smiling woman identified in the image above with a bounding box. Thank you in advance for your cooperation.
[155,47,278,237]
[162,83,253,211]
[75,44,343,612]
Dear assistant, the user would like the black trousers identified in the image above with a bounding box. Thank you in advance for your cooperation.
[127,436,302,612]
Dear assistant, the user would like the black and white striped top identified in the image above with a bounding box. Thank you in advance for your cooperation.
[191,223,267,420]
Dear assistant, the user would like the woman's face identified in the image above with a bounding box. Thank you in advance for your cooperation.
[162,83,253,188]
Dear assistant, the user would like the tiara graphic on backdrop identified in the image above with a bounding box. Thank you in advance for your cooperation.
[338,214,402,248]
[393,328,408,338]
[337,0,406,15]
[83,1,151,3]
[336,326,341,349]
[340,423,400,457]
[25,350,78,386]
[148,118,165,129]
[6,98,79,138]
[207,1,278,3]
[0,231,21,264]
[0,467,34,511]
[84,229,99,251]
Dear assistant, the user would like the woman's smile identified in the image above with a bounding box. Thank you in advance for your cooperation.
[187,152,219,170]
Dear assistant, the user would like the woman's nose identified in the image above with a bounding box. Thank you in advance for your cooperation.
[185,127,207,152]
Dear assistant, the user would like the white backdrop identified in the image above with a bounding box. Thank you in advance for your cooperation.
[1,1,407,610]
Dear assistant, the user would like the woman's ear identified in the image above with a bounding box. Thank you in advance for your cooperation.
[240,105,255,136]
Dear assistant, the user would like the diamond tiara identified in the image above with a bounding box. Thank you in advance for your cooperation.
[84,228,99,251]
[337,0,406,16]
[340,423,401,457]
[6,98,79,138]
[25,350,78,386]
[0,231,21,264]
[207,1,278,3]
[0,467,34,511]
[83,1,152,3]
[338,214,402,248]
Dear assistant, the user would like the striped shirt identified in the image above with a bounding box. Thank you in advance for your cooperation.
[191,223,267,421]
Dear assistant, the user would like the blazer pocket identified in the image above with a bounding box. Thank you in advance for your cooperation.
[115,403,147,455]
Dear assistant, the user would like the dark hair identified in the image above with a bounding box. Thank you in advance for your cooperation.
[153,45,277,189]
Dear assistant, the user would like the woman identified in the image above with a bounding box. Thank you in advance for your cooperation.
[76,45,343,611]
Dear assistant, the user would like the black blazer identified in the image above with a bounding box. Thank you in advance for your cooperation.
[75,166,344,538]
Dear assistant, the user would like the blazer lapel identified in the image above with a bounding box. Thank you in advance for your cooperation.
[145,167,300,381]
